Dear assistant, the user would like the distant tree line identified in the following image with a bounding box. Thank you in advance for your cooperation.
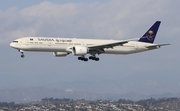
[41,97,74,104]
[0,102,15,107]
[118,97,180,107]
[136,97,180,107]
[1,97,180,107]
[41,97,180,106]
[117,99,134,104]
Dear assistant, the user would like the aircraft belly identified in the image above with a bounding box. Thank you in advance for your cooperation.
[20,45,67,52]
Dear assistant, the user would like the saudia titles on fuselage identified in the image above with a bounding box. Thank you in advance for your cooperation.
[38,38,72,42]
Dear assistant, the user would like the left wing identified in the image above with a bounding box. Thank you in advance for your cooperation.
[87,38,138,54]
[88,41,128,49]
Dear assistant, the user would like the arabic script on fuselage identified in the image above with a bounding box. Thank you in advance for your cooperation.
[38,38,72,42]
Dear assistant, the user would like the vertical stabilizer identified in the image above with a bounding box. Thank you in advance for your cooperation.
[138,21,161,43]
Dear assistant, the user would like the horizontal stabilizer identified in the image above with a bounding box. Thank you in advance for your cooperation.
[146,44,170,48]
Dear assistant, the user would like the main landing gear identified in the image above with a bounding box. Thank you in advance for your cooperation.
[89,56,99,61]
[77,56,100,62]
[78,57,88,61]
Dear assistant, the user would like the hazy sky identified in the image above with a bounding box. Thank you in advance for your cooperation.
[0,0,179,96]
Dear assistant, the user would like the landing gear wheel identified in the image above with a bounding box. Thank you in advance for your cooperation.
[21,55,25,58]
[95,58,99,61]
[84,58,88,61]
[89,56,93,59]
[89,56,99,61]
[78,57,88,61]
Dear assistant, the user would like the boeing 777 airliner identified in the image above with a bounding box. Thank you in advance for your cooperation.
[10,21,169,61]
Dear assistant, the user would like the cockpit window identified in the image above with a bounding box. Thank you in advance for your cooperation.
[13,41,18,43]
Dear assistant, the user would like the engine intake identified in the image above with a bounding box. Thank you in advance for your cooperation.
[72,46,88,56]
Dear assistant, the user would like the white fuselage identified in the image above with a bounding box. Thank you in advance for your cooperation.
[10,37,157,55]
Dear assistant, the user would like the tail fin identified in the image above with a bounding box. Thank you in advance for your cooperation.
[138,21,161,43]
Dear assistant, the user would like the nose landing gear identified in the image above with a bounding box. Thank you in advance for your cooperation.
[19,50,25,58]
[21,54,25,58]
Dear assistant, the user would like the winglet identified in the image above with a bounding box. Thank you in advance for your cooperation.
[139,21,161,43]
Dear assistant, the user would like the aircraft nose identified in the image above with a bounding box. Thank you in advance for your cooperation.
[10,42,15,48]
[10,42,13,47]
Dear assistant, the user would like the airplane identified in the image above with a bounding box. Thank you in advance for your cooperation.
[10,21,169,61]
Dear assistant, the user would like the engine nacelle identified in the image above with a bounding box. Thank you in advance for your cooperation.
[53,52,69,57]
[72,46,88,56]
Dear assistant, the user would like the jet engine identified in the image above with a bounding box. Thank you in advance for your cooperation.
[72,46,88,56]
[53,52,69,57]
